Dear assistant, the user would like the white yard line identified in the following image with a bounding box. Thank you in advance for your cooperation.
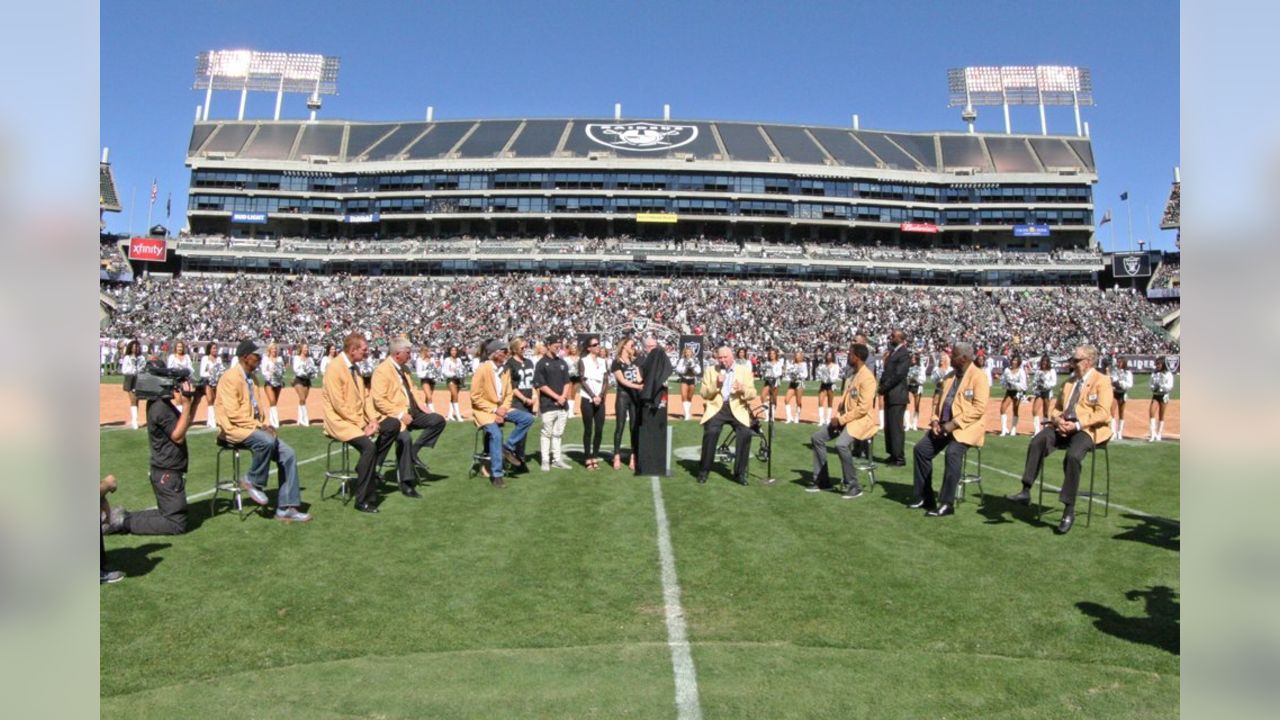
[651,476,703,720]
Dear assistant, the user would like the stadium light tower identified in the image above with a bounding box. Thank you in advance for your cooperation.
[193,50,340,122]
[947,65,1092,136]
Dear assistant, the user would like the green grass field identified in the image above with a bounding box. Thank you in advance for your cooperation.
[100,419,1178,718]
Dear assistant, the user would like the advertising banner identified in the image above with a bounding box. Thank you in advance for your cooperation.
[127,236,167,262]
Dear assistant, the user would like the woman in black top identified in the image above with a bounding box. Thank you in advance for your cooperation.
[610,337,645,471]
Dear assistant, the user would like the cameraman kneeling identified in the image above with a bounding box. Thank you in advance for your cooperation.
[122,361,203,534]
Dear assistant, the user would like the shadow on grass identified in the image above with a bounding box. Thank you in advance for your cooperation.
[1113,513,1180,552]
[106,542,171,578]
[1077,585,1180,655]
[974,495,1055,529]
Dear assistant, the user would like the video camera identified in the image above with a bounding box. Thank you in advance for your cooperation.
[134,362,206,401]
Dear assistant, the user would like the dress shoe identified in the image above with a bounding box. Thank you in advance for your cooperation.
[735,476,749,486]
[1056,510,1076,535]
[889,458,907,467]
[926,503,955,517]
[502,447,522,467]
[355,502,379,514]
[491,476,506,489]
[696,473,708,485]
[907,498,934,510]
[400,486,422,499]
[1006,489,1032,506]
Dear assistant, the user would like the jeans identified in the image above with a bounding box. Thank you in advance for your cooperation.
[482,408,536,477]
[241,429,301,507]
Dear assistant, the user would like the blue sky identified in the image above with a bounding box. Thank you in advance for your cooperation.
[101,0,1179,251]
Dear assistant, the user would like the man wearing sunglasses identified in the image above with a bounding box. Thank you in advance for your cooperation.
[1006,345,1113,534]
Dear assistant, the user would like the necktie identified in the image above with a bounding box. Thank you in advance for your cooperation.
[398,368,417,412]
[940,376,960,424]
[1063,378,1083,421]
[721,369,732,402]
[245,368,259,420]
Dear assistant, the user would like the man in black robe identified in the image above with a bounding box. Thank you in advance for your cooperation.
[635,337,673,476]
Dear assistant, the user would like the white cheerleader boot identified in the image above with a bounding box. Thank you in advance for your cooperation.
[1148,418,1157,442]
[268,406,280,429]
[129,406,139,430]
[1157,421,1165,442]
[683,401,691,421]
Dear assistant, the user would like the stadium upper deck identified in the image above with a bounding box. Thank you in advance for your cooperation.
[181,116,1101,282]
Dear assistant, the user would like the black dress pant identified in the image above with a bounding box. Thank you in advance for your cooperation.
[1018,427,1094,505]
[699,403,752,481]
[350,432,397,505]
[581,397,606,457]
[884,402,907,461]
[912,431,971,505]
[378,409,445,486]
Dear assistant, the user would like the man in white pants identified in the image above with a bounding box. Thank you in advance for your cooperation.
[534,336,573,471]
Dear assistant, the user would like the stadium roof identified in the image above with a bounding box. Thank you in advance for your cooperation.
[188,118,1096,177]
[100,162,122,212]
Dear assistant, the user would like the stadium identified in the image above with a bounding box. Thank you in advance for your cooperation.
[98,47,1180,720]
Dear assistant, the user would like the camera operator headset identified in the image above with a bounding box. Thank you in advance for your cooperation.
[117,360,205,535]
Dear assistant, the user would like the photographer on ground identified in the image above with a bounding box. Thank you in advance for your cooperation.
[118,360,204,534]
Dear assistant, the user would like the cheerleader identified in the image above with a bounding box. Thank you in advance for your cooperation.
[1030,355,1057,431]
[414,346,441,414]
[759,348,784,422]
[906,353,925,431]
[1109,356,1134,439]
[1148,357,1174,442]
[166,340,193,376]
[121,340,143,429]
[319,343,338,377]
[999,356,1028,436]
[441,345,467,421]
[199,342,225,429]
[815,351,840,426]
[783,351,809,423]
[675,346,702,421]
[564,343,580,419]
[291,342,318,426]
[261,342,285,428]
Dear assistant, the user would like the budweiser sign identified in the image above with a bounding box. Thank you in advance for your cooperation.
[128,237,168,262]
[899,222,939,234]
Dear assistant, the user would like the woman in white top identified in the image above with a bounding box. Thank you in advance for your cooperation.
[1109,356,1134,439]
[999,355,1028,436]
[906,352,926,431]
[319,343,338,377]
[441,345,467,421]
[291,342,318,427]
[815,351,840,427]
[1030,354,1058,431]
[121,339,143,429]
[783,351,809,423]
[199,342,225,428]
[759,348,784,424]
[1148,357,1174,442]
[675,346,704,421]
[414,347,440,414]
[261,342,285,428]
[166,341,194,375]
[577,337,609,470]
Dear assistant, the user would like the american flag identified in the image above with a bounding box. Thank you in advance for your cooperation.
[149,179,158,206]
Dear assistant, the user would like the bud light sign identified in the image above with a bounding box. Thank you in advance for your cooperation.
[128,237,168,262]
[1013,224,1051,237]
[230,212,268,224]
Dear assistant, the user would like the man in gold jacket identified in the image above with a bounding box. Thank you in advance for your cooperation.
[371,336,446,498]
[1007,344,1113,534]
[911,341,989,517]
[809,343,878,498]
[697,345,759,485]
[322,332,388,513]
[470,339,536,488]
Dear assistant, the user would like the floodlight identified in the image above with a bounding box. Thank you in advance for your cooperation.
[947,65,1093,135]
[194,50,341,121]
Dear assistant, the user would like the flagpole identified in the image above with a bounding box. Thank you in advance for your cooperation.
[1125,196,1133,251]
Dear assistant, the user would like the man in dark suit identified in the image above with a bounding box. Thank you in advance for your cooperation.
[879,329,910,466]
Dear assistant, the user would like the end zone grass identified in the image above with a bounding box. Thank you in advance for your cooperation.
[101,421,1178,718]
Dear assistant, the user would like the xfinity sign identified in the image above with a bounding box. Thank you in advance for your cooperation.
[128,237,168,262]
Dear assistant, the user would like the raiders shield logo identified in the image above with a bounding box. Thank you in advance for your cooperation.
[1122,256,1141,275]
[632,318,649,334]
[585,122,699,152]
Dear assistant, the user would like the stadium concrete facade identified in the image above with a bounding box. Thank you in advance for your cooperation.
[176,117,1102,284]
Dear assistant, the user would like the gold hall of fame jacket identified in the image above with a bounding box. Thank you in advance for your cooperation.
[835,364,879,440]
[699,364,758,426]
[370,358,414,427]
[932,363,991,448]
[215,365,268,444]
[469,360,513,428]
[322,353,372,442]
[1051,369,1114,446]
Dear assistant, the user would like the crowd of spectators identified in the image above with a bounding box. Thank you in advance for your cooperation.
[1149,259,1180,290]
[1160,182,1181,227]
[101,273,1177,360]
[167,233,1104,266]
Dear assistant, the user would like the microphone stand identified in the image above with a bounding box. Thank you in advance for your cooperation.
[763,400,777,486]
